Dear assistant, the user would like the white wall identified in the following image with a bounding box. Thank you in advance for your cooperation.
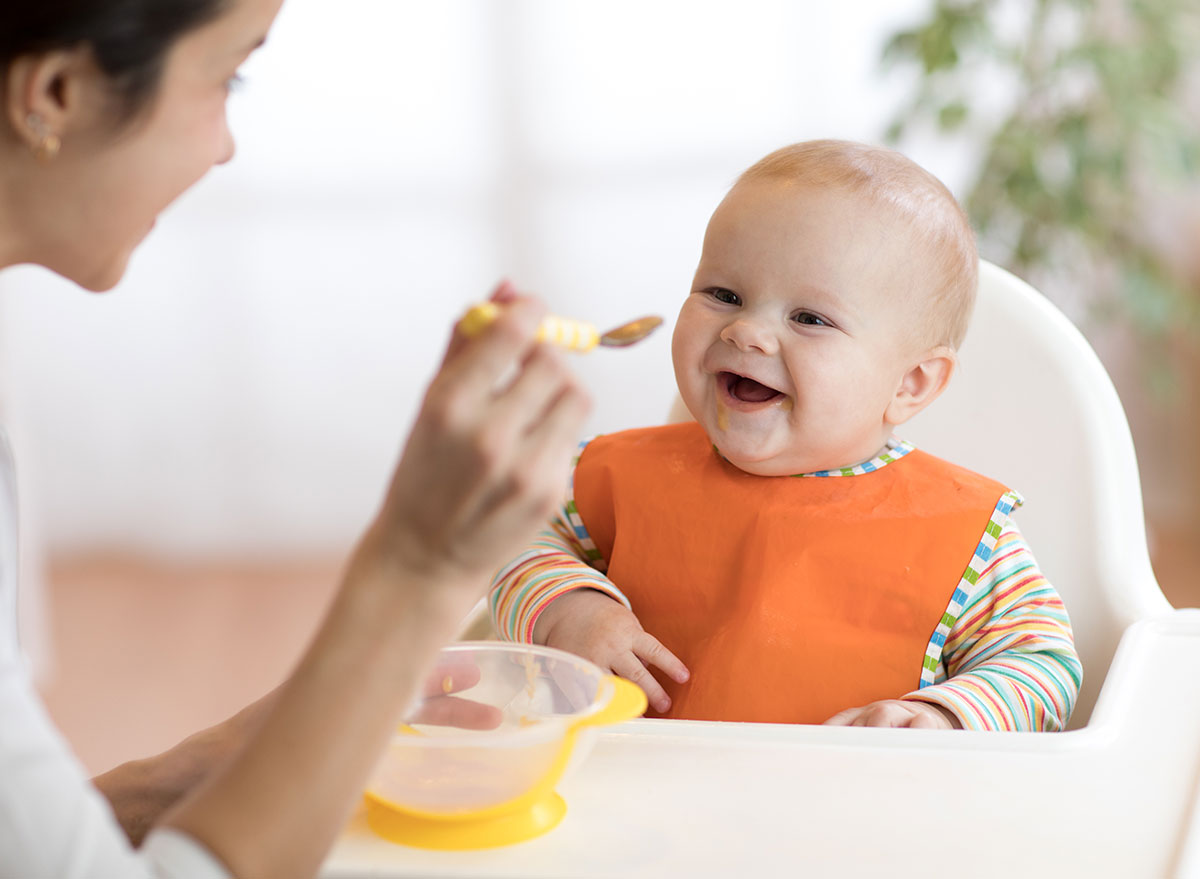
[1,0,952,560]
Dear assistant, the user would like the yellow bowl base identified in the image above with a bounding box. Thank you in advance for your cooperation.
[364,792,568,850]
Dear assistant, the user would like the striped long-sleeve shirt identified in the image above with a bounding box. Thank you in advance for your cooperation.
[490,444,1082,732]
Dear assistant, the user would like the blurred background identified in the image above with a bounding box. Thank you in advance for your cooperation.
[1,0,1197,772]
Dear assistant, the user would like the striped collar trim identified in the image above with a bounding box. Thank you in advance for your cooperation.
[709,436,914,477]
[792,437,915,478]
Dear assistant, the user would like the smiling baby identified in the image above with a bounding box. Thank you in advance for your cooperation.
[489,140,1082,731]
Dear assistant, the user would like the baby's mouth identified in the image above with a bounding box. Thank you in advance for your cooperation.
[718,371,784,404]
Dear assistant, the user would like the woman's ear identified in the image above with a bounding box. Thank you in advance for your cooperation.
[884,346,957,426]
[4,47,96,152]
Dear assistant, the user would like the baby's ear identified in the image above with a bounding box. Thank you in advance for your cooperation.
[884,346,956,426]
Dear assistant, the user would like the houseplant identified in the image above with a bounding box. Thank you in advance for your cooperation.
[881,0,1200,605]
[882,0,1200,387]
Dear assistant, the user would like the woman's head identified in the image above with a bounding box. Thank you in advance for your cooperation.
[3,1,233,126]
[0,0,283,290]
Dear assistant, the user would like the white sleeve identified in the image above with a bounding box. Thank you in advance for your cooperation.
[0,655,230,879]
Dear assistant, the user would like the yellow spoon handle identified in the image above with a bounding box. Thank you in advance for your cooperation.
[459,303,600,353]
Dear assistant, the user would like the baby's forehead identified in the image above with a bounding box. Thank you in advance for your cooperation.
[723,141,976,348]
[732,180,948,318]
[729,178,934,276]
[741,175,942,231]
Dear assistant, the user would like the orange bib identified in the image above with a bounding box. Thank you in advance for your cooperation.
[572,422,1010,723]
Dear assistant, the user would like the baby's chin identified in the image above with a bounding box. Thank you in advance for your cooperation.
[711,443,818,477]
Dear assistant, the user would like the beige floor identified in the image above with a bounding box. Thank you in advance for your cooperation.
[36,531,1200,777]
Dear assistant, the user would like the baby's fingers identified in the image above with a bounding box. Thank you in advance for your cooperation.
[611,653,670,715]
[824,700,954,729]
[823,706,865,726]
[632,633,690,685]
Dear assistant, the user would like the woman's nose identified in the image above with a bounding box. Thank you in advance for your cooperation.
[216,117,236,166]
[720,317,778,354]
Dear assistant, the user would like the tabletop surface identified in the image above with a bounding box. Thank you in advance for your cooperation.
[322,614,1200,879]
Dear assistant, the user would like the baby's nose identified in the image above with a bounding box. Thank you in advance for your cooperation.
[720,318,778,354]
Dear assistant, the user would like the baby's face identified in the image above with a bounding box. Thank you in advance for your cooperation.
[672,179,928,476]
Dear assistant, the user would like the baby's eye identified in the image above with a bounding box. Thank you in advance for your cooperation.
[707,287,741,305]
[791,311,828,327]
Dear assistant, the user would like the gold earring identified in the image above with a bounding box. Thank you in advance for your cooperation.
[26,113,61,162]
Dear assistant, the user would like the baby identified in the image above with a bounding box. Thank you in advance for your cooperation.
[489,140,1082,730]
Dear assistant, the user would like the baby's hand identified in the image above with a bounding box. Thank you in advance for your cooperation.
[824,700,961,729]
[533,589,689,714]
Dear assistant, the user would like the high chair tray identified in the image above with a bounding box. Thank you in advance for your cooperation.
[322,611,1200,878]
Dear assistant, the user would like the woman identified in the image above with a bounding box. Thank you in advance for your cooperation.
[0,1,590,876]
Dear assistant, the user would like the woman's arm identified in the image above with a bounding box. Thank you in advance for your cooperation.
[150,290,589,878]
[93,689,276,846]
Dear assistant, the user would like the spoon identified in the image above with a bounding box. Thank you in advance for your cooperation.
[459,302,663,353]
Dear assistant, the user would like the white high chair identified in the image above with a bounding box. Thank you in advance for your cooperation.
[659,259,1174,726]
[324,262,1200,879]
[901,259,1174,727]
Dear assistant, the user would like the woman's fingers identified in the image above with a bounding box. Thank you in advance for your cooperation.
[495,366,590,516]
[452,331,588,534]
[364,285,588,608]
[477,344,577,466]
[438,280,523,368]
[420,660,483,698]
[460,297,546,386]
[489,279,519,304]
[431,306,582,512]
[409,695,503,730]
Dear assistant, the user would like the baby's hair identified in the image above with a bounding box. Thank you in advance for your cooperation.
[738,140,978,350]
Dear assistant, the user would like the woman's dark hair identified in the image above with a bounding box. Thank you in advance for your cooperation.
[2,0,230,123]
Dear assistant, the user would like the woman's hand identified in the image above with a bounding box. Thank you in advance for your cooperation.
[160,284,589,879]
[408,656,502,730]
[357,281,591,608]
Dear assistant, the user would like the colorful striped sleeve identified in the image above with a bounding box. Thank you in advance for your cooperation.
[902,516,1083,731]
[488,450,629,643]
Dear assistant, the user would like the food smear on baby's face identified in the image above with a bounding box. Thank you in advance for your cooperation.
[780,396,793,412]
[716,396,729,431]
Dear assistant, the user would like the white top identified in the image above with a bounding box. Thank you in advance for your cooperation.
[0,432,229,879]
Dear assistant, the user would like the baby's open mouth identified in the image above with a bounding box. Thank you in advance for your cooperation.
[719,371,784,404]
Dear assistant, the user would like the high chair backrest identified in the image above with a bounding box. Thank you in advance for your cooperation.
[900,260,1171,727]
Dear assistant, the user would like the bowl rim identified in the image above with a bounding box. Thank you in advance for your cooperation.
[389,641,615,747]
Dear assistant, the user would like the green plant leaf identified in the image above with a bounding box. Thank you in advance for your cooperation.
[938,101,970,130]
[879,0,1200,388]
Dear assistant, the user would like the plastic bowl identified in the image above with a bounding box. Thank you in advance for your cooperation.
[363,641,646,849]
